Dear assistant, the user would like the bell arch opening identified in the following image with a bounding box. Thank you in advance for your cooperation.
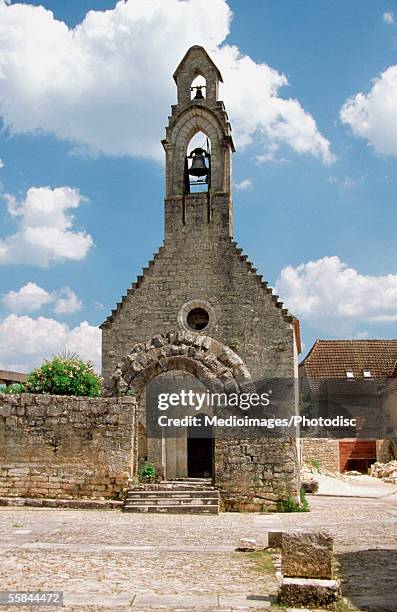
[164,104,230,196]
[186,131,211,193]
[190,74,206,100]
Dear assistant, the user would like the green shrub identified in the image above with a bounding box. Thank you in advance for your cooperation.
[24,355,101,397]
[309,458,321,470]
[0,383,26,395]
[228,337,241,353]
[138,463,157,482]
[277,488,309,513]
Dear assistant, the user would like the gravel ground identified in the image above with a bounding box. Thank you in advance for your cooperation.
[0,493,396,610]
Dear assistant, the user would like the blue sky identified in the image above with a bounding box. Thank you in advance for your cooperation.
[0,0,396,371]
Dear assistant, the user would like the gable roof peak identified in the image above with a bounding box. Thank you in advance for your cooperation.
[173,45,223,83]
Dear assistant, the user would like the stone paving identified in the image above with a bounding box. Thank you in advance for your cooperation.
[0,494,396,610]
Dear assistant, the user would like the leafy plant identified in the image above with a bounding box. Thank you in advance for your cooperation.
[277,488,309,513]
[228,337,241,352]
[52,350,80,361]
[24,355,102,397]
[309,458,321,470]
[0,383,26,394]
[138,462,157,482]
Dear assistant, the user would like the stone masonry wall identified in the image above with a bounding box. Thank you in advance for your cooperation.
[376,439,394,463]
[301,438,340,472]
[101,193,296,387]
[215,437,300,511]
[101,192,300,501]
[0,394,136,499]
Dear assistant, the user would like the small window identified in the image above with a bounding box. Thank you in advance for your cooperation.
[363,369,372,378]
[346,369,354,379]
[187,307,209,331]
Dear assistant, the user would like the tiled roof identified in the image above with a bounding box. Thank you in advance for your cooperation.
[300,339,397,379]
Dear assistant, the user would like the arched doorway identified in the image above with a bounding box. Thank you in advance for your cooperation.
[109,329,254,480]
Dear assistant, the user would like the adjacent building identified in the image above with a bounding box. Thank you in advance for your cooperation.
[299,339,397,472]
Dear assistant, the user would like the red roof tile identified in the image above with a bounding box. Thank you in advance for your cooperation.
[300,339,397,379]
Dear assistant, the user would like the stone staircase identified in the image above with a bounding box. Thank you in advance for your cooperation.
[123,478,220,514]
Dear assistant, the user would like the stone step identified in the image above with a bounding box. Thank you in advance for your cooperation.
[123,478,220,514]
[130,484,216,492]
[169,478,212,482]
[125,497,218,507]
[123,504,219,514]
[126,490,219,500]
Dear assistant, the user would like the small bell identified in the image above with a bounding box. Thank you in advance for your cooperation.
[193,86,204,100]
[189,148,208,177]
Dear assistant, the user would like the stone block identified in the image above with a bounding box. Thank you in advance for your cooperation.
[236,537,256,552]
[0,406,11,418]
[281,530,333,579]
[301,476,319,494]
[279,577,341,608]
[267,530,283,548]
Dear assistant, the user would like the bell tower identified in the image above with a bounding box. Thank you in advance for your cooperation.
[162,46,235,240]
[101,45,300,505]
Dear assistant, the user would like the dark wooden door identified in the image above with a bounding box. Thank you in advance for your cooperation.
[187,415,213,478]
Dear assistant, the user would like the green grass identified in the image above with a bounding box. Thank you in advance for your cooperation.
[246,550,276,574]
[334,598,356,611]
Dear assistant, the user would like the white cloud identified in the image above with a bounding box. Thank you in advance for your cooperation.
[340,65,397,156]
[0,158,4,168]
[0,0,333,164]
[327,175,366,189]
[53,287,82,314]
[2,282,82,314]
[276,256,397,330]
[2,282,53,313]
[0,314,101,372]
[0,186,93,266]
[234,178,252,190]
[383,11,395,24]
[354,331,369,340]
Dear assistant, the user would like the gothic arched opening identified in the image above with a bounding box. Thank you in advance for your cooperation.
[186,131,211,193]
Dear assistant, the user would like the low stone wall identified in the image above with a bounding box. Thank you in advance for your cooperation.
[301,438,340,472]
[0,394,136,500]
[215,437,300,511]
[376,439,394,463]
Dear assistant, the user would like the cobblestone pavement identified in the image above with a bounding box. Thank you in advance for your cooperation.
[0,494,396,610]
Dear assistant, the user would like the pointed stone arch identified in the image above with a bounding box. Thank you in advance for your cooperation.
[109,329,254,399]
[163,105,233,196]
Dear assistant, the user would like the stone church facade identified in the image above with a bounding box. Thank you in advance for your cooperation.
[101,46,301,509]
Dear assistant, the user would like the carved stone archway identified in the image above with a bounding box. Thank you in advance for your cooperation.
[109,329,254,480]
[110,329,254,399]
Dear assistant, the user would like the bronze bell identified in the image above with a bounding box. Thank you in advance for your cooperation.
[189,148,208,177]
[194,86,204,100]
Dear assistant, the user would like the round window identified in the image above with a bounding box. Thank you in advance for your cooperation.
[186,307,209,331]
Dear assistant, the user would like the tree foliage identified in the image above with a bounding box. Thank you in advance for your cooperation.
[24,355,101,397]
